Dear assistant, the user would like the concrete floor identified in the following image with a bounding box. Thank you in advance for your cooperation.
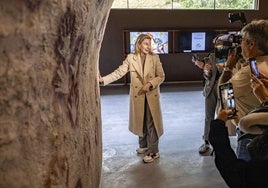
[100,82,236,188]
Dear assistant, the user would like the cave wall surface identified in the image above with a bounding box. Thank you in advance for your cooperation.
[0,0,113,187]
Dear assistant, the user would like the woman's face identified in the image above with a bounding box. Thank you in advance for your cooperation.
[139,38,151,55]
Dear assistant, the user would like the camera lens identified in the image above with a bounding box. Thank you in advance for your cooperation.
[228,35,234,43]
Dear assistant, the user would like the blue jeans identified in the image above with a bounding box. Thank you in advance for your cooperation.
[236,129,251,161]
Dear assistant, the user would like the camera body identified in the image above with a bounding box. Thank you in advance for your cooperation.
[214,12,247,60]
[215,33,242,59]
[228,12,247,26]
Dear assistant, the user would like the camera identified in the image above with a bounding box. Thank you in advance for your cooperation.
[228,12,247,27]
[215,34,242,59]
[214,12,247,60]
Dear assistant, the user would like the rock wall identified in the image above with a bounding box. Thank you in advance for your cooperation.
[0,0,113,187]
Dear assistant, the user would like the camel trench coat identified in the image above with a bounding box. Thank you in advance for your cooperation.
[102,53,165,137]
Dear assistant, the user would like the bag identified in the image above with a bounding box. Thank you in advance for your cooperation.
[238,101,268,136]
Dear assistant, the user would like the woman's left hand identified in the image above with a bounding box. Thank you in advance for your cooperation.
[138,83,152,95]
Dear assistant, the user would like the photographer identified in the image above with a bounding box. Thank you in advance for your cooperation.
[218,19,268,161]
[209,108,268,188]
[239,73,268,135]
[191,36,223,155]
[209,74,268,188]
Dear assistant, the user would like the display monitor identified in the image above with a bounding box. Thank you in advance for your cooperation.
[191,32,206,51]
[129,31,169,54]
[179,31,218,53]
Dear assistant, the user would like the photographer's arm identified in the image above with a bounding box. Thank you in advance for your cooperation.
[218,48,239,84]
[195,60,205,69]
[191,55,205,69]
[218,68,233,84]
[209,110,246,188]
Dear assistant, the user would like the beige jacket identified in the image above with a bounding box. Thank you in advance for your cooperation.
[102,53,165,137]
[230,55,268,125]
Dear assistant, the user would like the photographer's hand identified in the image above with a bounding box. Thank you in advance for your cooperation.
[191,56,196,63]
[250,73,268,102]
[204,63,212,79]
[225,48,240,70]
[191,55,205,69]
[217,109,238,122]
[216,63,224,72]
[196,61,205,69]
[219,48,240,84]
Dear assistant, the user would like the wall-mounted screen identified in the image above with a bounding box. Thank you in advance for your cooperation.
[191,32,206,51]
[129,32,169,54]
[179,31,218,53]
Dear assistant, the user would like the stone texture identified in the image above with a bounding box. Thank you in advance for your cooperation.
[0,0,113,187]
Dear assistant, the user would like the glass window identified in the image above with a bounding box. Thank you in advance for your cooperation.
[111,0,258,10]
[172,0,215,9]
[128,0,172,9]
[215,0,257,9]
[111,0,128,9]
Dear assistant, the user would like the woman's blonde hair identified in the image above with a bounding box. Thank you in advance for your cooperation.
[133,34,153,55]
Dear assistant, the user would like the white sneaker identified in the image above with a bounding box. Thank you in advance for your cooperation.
[143,153,160,163]
[136,147,148,154]
[198,143,211,154]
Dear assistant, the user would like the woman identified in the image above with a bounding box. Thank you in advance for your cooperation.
[99,34,165,163]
